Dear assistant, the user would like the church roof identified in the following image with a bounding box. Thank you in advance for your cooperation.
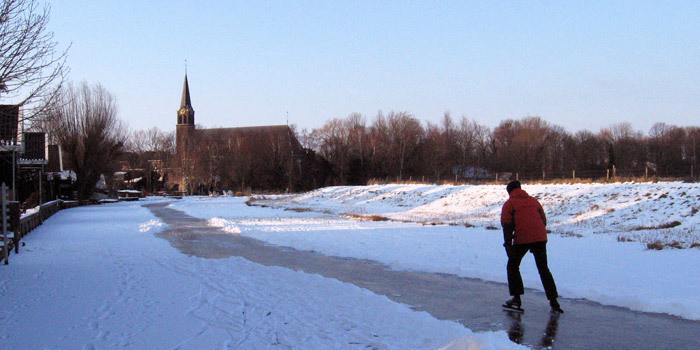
[197,125,302,149]
[180,74,193,110]
[198,125,289,135]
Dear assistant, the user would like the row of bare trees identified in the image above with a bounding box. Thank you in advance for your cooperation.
[303,112,699,184]
[122,127,174,192]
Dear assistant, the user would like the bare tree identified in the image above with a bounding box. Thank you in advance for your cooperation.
[0,0,69,122]
[457,116,490,178]
[490,116,567,178]
[600,123,646,174]
[39,82,127,199]
[129,128,170,154]
[344,113,369,183]
[567,130,607,176]
[686,127,699,178]
[386,111,423,180]
[648,123,699,177]
[313,118,351,184]
[367,111,391,178]
[126,127,174,192]
[421,113,460,181]
[422,122,443,179]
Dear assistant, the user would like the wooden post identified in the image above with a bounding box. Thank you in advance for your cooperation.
[573,170,576,179]
[9,202,19,253]
[606,169,610,180]
[516,173,519,181]
[496,173,498,182]
[542,170,545,180]
[11,151,15,201]
[613,165,616,178]
[2,183,8,265]
[39,165,43,205]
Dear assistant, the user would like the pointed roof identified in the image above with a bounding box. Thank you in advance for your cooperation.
[180,74,193,110]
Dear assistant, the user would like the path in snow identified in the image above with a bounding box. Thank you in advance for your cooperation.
[145,202,700,350]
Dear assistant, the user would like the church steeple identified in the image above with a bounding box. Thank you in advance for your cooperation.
[180,74,192,110]
[177,74,195,125]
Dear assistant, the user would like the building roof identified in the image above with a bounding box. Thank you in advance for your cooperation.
[196,125,303,150]
[198,124,290,136]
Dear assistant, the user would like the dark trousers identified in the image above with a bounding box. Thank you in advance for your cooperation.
[507,241,559,300]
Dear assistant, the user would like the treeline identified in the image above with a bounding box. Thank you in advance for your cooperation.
[301,112,699,184]
[123,112,698,193]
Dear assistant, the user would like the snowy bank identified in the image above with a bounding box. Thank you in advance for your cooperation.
[264,182,700,247]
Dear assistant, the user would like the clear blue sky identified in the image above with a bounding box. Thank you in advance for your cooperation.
[47,1,699,134]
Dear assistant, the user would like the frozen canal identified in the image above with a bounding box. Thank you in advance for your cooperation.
[146,201,700,349]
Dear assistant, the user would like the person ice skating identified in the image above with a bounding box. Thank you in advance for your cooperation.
[501,180,563,313]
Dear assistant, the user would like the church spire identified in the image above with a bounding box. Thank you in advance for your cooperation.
[177,73,195,125]
[180,74,193,110]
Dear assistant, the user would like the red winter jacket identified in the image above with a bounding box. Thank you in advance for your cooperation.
[500,188,547,244]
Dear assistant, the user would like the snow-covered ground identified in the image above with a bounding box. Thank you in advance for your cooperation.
[0,198,520,349]
[168,182,700,321]
[1,181,697,348]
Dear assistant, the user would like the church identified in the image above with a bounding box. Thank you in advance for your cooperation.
[171,74,308,194]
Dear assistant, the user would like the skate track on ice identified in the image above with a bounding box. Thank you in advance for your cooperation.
[145,201,700,349]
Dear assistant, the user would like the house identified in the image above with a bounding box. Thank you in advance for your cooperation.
[0,105,62,205]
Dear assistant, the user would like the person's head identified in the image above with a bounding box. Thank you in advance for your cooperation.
[506,180,521,194]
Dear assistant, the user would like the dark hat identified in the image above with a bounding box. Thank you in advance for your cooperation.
[506,180,521,193]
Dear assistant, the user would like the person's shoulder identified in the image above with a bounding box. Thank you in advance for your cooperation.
[528,195,543,206]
